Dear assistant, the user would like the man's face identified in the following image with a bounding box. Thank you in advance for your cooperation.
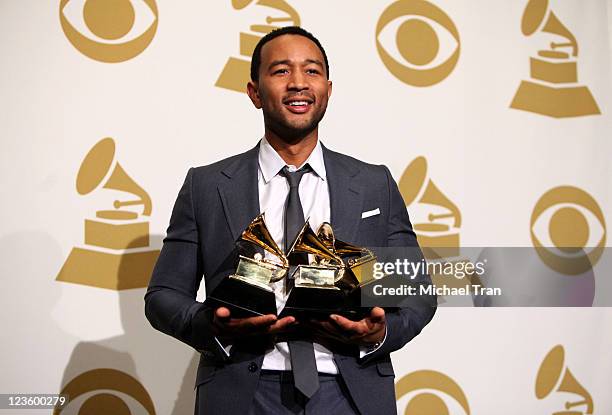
[247,34,332,141]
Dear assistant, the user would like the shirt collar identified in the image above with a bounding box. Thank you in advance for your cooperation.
[258,136,327,184]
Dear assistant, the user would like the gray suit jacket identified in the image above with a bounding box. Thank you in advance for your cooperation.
[145,143,436,414]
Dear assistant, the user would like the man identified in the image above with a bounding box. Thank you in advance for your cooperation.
[145,26,436,414]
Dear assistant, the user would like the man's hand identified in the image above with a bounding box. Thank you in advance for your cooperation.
[212,307,297,342]
[308,307,386,347]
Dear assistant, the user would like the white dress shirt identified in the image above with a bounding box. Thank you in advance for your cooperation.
[257,136,338,373]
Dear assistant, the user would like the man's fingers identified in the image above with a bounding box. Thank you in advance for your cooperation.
[330,314,366,335]
[267,316,296,334]
[319,317,368,338]
[215,311,277,335]
[212,308,231,334]
[330,314,356,329]
[369,307,386,324]
[236,314,277,330]
[215,307,231,321]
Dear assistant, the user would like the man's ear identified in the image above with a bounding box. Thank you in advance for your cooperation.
[327,80,332,99]
[247,81,262,109]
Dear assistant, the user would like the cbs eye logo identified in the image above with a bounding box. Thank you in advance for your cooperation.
[376,0,460,87]
[60,0,158,63]
[531,186,606,275]
[54,368,156,414]
[396,370,470,415]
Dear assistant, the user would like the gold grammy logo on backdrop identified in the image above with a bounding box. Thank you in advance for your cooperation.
[56,138,159,290]
[399,157,472,303]
[396,370,470,414]
[399,156,461,258]
[60,0,158,63]
[55,368,156,414]
[376,0,460,87]
[531,186,606,275]
[536,345,594,414]
[216,0,300,93]
[510,0,600,117]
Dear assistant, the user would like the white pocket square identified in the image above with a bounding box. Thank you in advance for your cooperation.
[361,208,380,219]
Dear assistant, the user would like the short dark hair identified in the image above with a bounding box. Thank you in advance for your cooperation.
[250,26,330,82]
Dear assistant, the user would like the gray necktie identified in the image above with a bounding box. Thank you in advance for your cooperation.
[280,165,319,399]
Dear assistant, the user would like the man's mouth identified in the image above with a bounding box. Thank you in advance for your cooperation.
[283,96,314,114]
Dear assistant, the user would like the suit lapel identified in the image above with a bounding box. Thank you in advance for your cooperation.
[322,145,363,243]
[217,144,260,241]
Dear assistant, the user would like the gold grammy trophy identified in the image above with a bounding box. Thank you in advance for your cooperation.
[282,221,344,317]
[206,213,289,316]
[56,138,160,290]
[282,222,377,318]
[399,157,461,259]
[215,0,300,92]
[510,0,600,118]
[536,345,594,415]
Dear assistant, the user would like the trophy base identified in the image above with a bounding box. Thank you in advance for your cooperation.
[206,275,277,318]
[281,285,359,319]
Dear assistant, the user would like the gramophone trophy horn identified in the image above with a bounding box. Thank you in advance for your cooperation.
[521,0,577,56]
[206,213,289,317]
[231,0,255,9]
[289,221,343,266]
[401,157,461,228]
[76,137,152,217]
[420,180,461,227]
[399,157,461,257]
[241,213,288,269]
[536,345,594,414]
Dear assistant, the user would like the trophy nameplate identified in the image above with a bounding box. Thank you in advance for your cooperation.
[206,214,287,317]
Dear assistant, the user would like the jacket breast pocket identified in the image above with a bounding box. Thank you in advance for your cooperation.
[357,208,384,246]
[360,208,382,227]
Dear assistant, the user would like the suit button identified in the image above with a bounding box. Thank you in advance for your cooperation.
[248,362,258,372]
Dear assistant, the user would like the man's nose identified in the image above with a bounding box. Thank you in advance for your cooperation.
[287,71,308,91]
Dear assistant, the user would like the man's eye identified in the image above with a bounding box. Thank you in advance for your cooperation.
[274,69,288,75]
[306,69,320,75]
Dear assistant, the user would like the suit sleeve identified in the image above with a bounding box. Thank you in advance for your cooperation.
[360,165,437,364]
[144,168,225,359]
